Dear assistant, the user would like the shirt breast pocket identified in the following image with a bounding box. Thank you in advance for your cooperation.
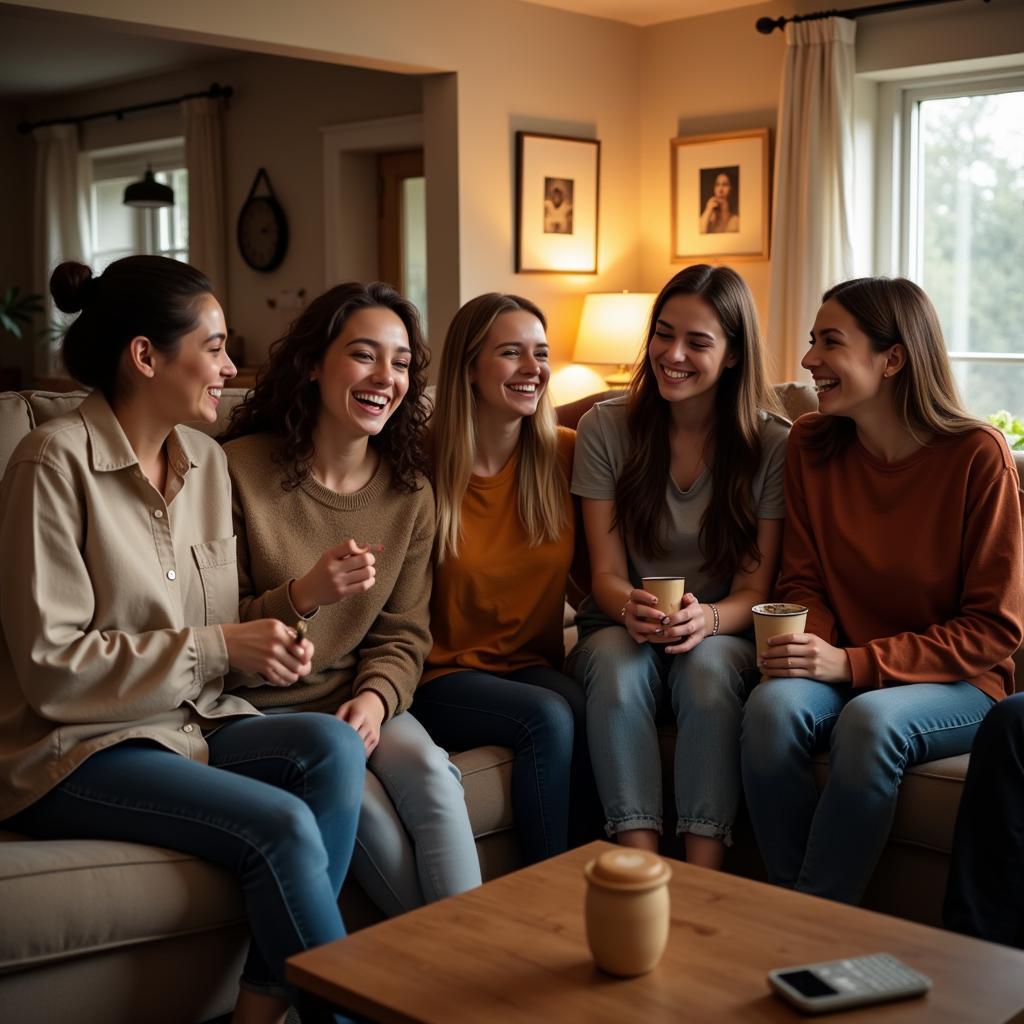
[191,536,239,627]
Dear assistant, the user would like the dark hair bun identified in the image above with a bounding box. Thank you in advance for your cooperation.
[50,262,95,314]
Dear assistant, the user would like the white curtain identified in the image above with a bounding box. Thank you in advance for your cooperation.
[183,96,227,303]
[32,123,91,376]
[767,17,856,382]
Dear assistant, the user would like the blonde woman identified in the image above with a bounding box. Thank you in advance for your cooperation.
[413,293,585,863]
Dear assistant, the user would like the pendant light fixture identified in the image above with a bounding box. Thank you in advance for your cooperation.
[123,165,174,209]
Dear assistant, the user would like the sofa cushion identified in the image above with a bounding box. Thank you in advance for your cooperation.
[24,390,89,426]
[0,833,245,973]
[0,392,33,479]
[451,745,514,837]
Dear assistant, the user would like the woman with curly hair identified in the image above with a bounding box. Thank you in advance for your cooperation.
[221,281,480,914]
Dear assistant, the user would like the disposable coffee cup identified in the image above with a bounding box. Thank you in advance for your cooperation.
[752,602,809,670]
[641,577,686,644]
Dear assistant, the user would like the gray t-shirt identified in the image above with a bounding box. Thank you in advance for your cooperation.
[571,396,788,636]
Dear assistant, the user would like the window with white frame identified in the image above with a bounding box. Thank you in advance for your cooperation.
[88,140,189,274]
[870,70,1024,417]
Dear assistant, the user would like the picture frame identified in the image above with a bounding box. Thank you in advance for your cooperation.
[515,131,600,274]
[670,128,770,263]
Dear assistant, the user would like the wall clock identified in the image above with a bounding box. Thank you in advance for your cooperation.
[237,167,288,272]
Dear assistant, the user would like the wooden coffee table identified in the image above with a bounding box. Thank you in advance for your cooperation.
[288,841,1024,1022]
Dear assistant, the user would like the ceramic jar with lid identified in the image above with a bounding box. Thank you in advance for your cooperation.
[583,848,672,976]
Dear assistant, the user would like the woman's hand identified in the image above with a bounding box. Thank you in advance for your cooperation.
[661,593,708,655]
[621,587,667,644]
[221,620,314,686]
[760,632,852,683]
[702,196,721,226]
[336,691,386,756]
[290,538,380,614]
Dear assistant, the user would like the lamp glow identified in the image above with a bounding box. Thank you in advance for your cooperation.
[573,291,655,385]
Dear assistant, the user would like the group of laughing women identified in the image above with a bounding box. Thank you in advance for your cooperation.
[0,253,1020,1023]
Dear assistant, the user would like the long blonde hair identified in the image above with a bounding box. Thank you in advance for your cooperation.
[433,293,567,563]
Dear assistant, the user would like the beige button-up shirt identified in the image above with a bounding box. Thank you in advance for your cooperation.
[0,392,258,820]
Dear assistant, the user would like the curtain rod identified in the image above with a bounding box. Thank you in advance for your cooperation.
[17,82,232,135]
[756,0,988,34]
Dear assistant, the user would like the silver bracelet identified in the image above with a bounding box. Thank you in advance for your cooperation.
[708,602,720,636]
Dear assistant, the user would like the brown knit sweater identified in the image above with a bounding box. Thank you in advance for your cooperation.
[224,432,434,719]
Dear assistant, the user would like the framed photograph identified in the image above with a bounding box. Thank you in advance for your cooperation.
[516,131,600,273]
[670,128,770,263]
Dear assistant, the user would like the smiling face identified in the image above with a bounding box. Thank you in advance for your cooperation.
[803,298,898,420]
[647,292,737,406]
[313,306,411,442]
[469,310,550,422]
[151,293,236,425]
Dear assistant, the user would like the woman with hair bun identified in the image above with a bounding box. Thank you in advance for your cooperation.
[221,282,481,914]
[742,276,1024,905]
[0,257,366,1024]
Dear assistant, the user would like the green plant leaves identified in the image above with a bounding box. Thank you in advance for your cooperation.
[0,287,44,340]
[988,410,1024,450]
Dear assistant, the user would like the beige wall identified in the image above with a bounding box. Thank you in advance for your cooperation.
[5,0,1023,375]
[6,0,645,362]
[20,52,423,363]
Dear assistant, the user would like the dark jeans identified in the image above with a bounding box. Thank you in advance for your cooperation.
[5,713,365,1019]
[413,666,588,863]
[944,694,1024,947]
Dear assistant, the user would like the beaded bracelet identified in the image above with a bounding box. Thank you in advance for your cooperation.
[708,602,720,636]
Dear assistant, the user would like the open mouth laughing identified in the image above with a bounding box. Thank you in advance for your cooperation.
[813,378,839,395]
[661,366,696,383]
[352,390,391,414]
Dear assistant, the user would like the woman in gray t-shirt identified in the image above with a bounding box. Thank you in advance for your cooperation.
[566,264,788,868]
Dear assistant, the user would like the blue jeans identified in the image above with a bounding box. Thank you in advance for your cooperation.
[5,713,365,1019]
[412,667,576,863]
[351,711,481,915]
[741,677,994,905]
[568,625,754,842]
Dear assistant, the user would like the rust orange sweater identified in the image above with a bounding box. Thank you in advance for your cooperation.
[422,428,575,683]
[778,414,1023,700]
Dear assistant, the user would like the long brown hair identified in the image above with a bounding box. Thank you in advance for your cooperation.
[614,264,781,581]
[432,293,567,563]
[802,277,980,458]
[220,281,430,493]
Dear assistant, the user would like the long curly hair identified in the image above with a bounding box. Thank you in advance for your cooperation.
[220,282,430,493]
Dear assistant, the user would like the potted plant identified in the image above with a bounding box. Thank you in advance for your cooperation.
[988,410,1024,451]
[0,286,44,391]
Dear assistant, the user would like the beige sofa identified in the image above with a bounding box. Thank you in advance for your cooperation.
[0,385,1021,1024]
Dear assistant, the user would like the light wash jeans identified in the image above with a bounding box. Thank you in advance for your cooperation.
[5,714,365,1021]
[741,677,995,905]
[351,710,481,914]
[264,706,481,914]
[567,624,754,843]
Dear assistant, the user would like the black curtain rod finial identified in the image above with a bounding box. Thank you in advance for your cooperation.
[756,0,986,34]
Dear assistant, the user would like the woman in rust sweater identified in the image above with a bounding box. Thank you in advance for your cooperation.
[741,276,1023,905]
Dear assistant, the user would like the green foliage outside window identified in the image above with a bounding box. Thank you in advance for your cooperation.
[988,411,1024,451]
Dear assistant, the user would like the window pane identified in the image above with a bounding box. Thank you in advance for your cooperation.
[916,90,1024,410]
[951,359,1024,419]
[92,178,138,257]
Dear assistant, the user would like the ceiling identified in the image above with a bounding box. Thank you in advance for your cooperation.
[0,5,237,101]
[519,0,769,27]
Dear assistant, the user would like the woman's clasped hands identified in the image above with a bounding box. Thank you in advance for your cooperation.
[622,589,709,654]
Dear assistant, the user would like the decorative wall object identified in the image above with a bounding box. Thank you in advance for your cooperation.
[515,131,600,273]
[670,128,770,263]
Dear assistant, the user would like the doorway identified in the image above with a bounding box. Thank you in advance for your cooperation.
[377,148,427,331]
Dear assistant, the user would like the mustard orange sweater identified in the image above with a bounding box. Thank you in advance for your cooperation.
[777,414,1023,700]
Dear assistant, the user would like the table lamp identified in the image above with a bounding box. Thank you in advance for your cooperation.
[573,291,655,385]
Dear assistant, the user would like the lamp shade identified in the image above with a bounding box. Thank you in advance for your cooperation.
[123,167,174,209]
[573,292,655,382]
